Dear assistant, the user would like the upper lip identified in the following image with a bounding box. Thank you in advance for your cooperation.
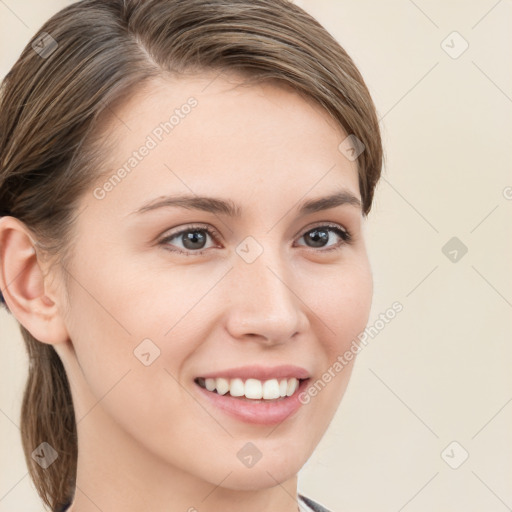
[197,365,310,381]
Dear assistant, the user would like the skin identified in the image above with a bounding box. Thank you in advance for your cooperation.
[0,72,373,512]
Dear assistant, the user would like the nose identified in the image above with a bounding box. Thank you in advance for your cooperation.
[224,250,309,346]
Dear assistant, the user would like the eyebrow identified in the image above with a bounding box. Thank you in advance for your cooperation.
[130,189,362,217]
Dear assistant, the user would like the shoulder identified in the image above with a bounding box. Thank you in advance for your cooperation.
[298,493,333,512]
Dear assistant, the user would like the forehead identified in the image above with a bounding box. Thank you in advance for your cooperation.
[85,73,360,217]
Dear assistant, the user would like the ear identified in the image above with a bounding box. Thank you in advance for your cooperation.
[0,216,69,345]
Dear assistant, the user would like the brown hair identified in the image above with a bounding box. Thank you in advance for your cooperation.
[0,0,383,509]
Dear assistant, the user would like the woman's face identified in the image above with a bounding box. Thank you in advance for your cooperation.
[55,72,373,490]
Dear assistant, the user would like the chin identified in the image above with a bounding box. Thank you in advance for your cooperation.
[217,463,300,491]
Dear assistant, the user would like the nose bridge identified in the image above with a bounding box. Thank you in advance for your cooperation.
[225,241,306,343]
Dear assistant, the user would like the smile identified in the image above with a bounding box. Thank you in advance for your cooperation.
[195,376,303,400]
[193,365,311,425]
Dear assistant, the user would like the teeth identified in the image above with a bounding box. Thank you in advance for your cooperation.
[230,378,245,397]
[286,378,298,397]
[245,379,263,399]
[263,379,280,399]
[279,379,288,397]
[198,377,301,400]
[216,378,229,395]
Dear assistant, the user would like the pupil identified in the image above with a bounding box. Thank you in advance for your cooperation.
[183,230,206,249]
[307,229,328,247]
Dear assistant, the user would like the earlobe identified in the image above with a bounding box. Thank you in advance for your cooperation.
[0,216,69,346]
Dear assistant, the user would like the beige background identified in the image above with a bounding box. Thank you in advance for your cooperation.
[1,1,511,511]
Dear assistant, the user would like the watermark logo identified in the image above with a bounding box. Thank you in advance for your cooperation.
[441,441,469,469]
[237,442,263,468]
[338,134,365,161]
[442,237,468,263]
[134,338,161,366]
[441,31,469,59]
[31,442,58,469]
[32,32,58,59]
[235,236,264,264]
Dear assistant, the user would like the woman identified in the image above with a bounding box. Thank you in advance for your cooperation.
[0,1,383,511]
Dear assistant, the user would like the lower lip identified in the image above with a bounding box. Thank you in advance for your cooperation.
[194,379,309,425]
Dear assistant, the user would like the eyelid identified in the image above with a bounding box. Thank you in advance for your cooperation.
[160,223,222,243]
[292,220,349,240]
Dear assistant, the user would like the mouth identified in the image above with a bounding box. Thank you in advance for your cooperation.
[194,376,307,401]
[192,366,311,425]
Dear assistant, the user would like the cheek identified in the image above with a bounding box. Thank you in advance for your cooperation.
[308,258,373,356]
[65,285,192,449]
[61,256,208,422]
[295,262,372,438]
[338,270,373,345]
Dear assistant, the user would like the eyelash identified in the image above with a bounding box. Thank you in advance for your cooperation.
[159,222,352,257]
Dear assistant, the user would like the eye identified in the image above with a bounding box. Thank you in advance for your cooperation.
[295,223,352,252]
[159,224,219,256]
[159,222,352,256]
